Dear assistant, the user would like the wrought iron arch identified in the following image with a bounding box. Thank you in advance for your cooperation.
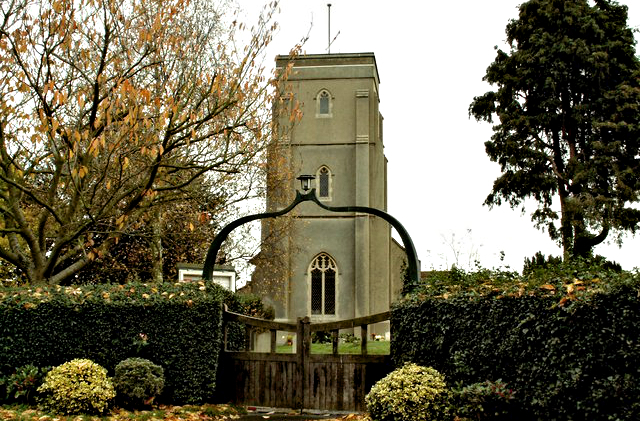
[202,189,420,290]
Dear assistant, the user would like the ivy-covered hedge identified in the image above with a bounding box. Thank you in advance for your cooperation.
[392,263,640,420]
[0,281,229,404]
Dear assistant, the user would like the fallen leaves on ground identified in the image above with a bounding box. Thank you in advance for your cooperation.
[0,405,373,421]
[321,414,369,421]
[0,404,243,421]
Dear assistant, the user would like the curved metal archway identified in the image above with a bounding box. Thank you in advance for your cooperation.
[202,188,419,288]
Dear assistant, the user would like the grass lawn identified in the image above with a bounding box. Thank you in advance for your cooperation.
[276,341,390,355]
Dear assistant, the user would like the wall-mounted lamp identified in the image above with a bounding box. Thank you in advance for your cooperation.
[296,174,316,192]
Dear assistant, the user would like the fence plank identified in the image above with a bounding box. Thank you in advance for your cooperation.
[336,358,344,411]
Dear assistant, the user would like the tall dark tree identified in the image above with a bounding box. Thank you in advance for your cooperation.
[470,0,640,259]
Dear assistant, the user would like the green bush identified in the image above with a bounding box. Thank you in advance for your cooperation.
[0,281,273,404]
[453,380,515,420]
[365,363,450,421]
[0,281,226,403]
[311,331,332,344]
[113,357,164,408]
[37,359,115,415]
[3,365,50,404]
[393,260,640,420]
[222,291,274,351]
[339,333,360,344]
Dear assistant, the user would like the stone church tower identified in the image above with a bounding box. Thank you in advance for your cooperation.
[253,53,405,333]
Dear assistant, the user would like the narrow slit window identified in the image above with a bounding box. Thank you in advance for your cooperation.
[316,166,332,201]
[319,167,330,198]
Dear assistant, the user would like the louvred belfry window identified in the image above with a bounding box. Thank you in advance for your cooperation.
[309,253,337,315]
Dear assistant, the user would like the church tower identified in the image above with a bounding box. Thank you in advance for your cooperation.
[255,53,405,328]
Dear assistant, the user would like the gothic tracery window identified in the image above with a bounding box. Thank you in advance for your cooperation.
[316,89,333,118]
[309,253,337,315]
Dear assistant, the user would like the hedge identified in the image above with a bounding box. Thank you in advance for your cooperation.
[392,266,640,420]
[0,281,228,404]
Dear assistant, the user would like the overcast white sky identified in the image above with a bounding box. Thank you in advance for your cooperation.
[240,0,640,272]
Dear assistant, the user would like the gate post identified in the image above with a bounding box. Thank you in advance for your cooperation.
[296,317,311,411]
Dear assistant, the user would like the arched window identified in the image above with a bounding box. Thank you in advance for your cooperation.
[309,253,337,316]
[315,89,333,118]
[316,166,332,200]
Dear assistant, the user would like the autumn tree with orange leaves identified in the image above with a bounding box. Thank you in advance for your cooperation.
[0,0,298,285]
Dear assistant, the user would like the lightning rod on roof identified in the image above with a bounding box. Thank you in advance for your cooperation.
[327,3,331,54]
[326,3,340,54]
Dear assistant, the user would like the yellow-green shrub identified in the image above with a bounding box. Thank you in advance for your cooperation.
[365,363,450,421]
[37,359,115,415]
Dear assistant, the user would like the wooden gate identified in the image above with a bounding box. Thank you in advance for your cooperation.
[216,306,392,411]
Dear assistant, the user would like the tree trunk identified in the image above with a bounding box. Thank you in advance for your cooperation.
[150,210,164,283]
[558,189,574,261]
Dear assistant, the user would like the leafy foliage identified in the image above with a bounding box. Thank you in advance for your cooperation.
[413,256,634,302]
[452,380,516,420]
[393,262,640,420]
[2,365,50,405]
[365,363,450,421]
[469,0,640,258]
[113,358,164,409]
[0,280,227,403]
[37,359,116,415]
[522,251,563,275]
[221,290,275,352]
[0,0,296,285]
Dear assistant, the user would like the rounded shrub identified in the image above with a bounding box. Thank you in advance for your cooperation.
[366,363,450,421]
[113,357,164,408]
[37,359,115,415]
[4,365,50,404]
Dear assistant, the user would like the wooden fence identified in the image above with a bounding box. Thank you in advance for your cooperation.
[216,306,392,411]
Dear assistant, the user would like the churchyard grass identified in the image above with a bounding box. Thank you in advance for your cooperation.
[276,341,389,354]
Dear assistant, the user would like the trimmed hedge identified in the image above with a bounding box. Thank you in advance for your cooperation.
[392,268,640,420]
[0,281,225,404]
